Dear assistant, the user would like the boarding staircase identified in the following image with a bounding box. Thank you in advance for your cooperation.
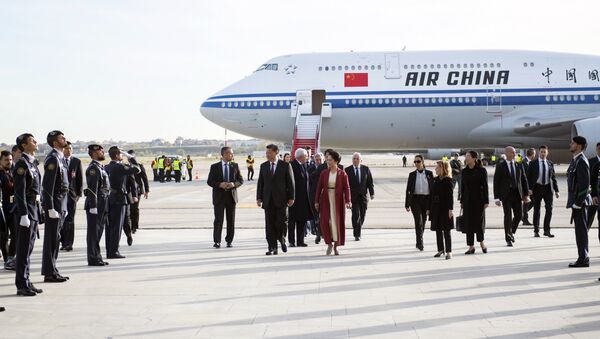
[291,113,322,156]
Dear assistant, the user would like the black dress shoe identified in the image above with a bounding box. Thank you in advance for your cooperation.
[44,275,67,283]
[506,241,513,247]
[226,242,232,248]
[522,220,533,226]
[510,234,516,243]
[29,284,43,294]
[569,261,590,268]
[298,243,308,247]
[0,306,5,312]
[127,235,133,246]
[315,237,321,244]
[59,246,67,251]
[273,249,279,255]
[107,253,126,259]
[544,232,555,238]
[213,243,221,249]
[57,274,69,280]
[289,243,296,247]
[465,248,475,255]
[281,243,287,253]
[16,288,36,296]
[534,232,540,238]
[265,251,273,256]
[355,237,360,241]
[89,261,108,266]
[417,245,424,251]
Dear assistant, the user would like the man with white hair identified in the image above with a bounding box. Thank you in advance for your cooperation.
[493,146,530,247]
[345,152,374,241]
[288,148,313,247]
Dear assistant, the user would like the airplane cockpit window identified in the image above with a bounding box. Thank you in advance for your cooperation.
[255,63,279,72]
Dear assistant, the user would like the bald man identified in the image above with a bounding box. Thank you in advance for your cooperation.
[494,146,530,247]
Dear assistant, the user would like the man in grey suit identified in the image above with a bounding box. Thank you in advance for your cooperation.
[256,144,295,255]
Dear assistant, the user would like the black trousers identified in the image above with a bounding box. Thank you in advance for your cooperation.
[410,195,428,248]
[264,203,286,251]
[106,203,125,256]
[452,175,462,200]
[41,211,65,277]
[501,189,523,241]
[586,205,600,244]
[466,230,484,246]
[123,205,132,237]
[522,200,533,222]
[248,168,254,180]
[0,206,16,260]
[288,218,306,246]
[351,198,368,238]
[532,184,553,234]
[158,169,165,183]
[188,168,193,181]
[174,170,181,182]
[15,221,38,290]
[86,210,106,264]
[152,169,158,181]
[60,197,77,248]
[130,200,140,231]
[573,207,589,262]
[213,196,236,244]
[436,228,452,253]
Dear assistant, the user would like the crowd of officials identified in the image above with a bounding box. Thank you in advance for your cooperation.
[208,137,600,280]
[0,131,150,303]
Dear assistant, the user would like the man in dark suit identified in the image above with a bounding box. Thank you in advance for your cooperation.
[288,148,312,247]
[527,145,559,238]
[60,141,82,252]
[308,152,324,244]
[256,144,295,255]
[494,146,530,247]
[207,147,243,248]
[405,154,433,251]
[41,130,70,283]
[587,143,600,232]
[521,148,536,226]
[126,150,150,235]
[345,152,374,241]
[567,136,592,268]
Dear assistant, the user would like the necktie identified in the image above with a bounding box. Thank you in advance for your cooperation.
[510,162,515,181]
[355,167,360,184]
[271,162,275,175]
[224,163,229,182]
[541,161,547,185]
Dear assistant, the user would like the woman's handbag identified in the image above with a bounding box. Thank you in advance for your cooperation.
[455,208,465,233]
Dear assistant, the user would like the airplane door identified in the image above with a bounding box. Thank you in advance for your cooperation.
[486,87,502,113]
[296,90,312,115]
[385,53,401,79]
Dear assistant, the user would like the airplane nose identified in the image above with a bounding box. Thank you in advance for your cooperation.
[200,100,216,122]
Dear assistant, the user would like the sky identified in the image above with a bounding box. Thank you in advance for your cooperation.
[1,0,599,145]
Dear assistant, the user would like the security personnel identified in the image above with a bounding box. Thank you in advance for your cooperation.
[173,157,182,183]
[60,141,83,252]
[246,155,255,181]
[151,158,158,182]
[186,155,194,181]
[84,145,110,266]
[157,155,165,183]
[104,146,141,259]
[567,136,592,268]
[165,158,172,182]
[41,130,70,283]
[13,133,44,296]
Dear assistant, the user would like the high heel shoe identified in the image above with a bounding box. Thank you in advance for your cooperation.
[434,251,444,258]
[465,248,475,255]
[326,244,333,256]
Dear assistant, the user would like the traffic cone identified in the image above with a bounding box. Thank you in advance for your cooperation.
[194,170,200,180]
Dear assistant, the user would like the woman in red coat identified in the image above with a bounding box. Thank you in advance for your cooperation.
[314,150,351,255]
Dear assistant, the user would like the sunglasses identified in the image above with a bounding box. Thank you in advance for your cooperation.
[414,160,422,164]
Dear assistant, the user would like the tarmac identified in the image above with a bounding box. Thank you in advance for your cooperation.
[1,155,600,338]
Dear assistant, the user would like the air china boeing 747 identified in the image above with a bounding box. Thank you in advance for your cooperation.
[200,50,600,158]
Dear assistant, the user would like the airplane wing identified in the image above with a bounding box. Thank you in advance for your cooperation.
[511,109,600,137]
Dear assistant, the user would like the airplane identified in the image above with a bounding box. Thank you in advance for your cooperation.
[200,50,600,160]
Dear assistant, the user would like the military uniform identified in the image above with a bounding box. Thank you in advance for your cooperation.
[567,151,592,267]
[14,152,42,295]
[84,147,110,266]
[41,146,69,280]
[0,167,16,265]
[104,155,140,258]
[60,155,82,251]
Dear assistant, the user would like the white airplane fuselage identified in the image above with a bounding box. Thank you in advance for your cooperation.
[201,50,600,155]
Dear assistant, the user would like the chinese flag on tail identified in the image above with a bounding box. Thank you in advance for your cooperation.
[344,73,368,87]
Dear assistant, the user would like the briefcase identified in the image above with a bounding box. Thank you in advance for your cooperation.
[455,208,465,233]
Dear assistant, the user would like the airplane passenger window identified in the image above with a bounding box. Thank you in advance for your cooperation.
[325,66,329,71]
[411,65,415,69]
[364,65,368,70]
[477,63,481,68]
[285,101,291,106]
[241,102,245,107]
[260,101,264,106]
[430,64,435,69]
[351,65,356,70]
[545,96,551,102]
[345,66,349,70]
[450,64,454,69]
[423,64,428,69]
[573,96,578,101]
[530,62,534,67]
[234,102,239,107]
[566,95,572,101]
[358,66,362,70]
[580,95,585,101]
[266,101,271,106]
[417,65,421,69]
[523,62,528,67]
[483,63,488,68]
[456,64,461,69]
[418,98,423,103]
[497,63,501,67]
[352,99,357,104]
[221,102,226,108]
[371,65,375,70]
[411,98,416,104]
[595,95,599,101]
[470,63,474,68]
[489,63,494,68]
[464,64,468,68]
[338,66,342,71]
[378,65,382,70]
[437,64,441,69]
[425,98,430,104]
[279,100,284,106]
[404,65,408,69]
[319,66,323,71]
[458,97,463,103]
[345,99,350,104]
[253,101,258,106]
[384,98,389,104]
[358,99,363,104]
[471,97,476,103]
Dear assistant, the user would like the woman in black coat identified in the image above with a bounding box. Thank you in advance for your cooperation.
[428,161,454,259]
[460,150,489,255]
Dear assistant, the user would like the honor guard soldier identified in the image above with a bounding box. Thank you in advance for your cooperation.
[13,133,44,296]
[104,146,141,259]
[567,136,592,268]
[84,145,110,266]
[41,130,70,283]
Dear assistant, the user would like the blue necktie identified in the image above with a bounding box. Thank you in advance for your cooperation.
[356,167,360,184]
[541,161,547,185]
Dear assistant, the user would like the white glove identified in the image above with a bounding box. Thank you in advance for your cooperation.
[573,204,581,210]
[20,215,30,227]
[48,209,60,219]
[121,151,134,159]
[90,208,98,215]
